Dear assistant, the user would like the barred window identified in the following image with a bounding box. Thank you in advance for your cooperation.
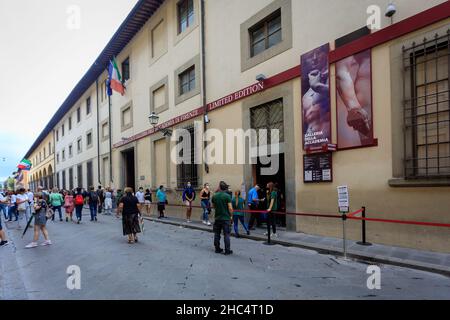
[403,32,450,179]
[176,125,198,189]
[250,98,284,145]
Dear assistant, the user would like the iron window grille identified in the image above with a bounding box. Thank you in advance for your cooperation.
[176,125,198,189]
[250,98,284,146]
[403,30,450,179]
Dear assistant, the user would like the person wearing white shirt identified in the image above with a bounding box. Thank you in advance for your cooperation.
[9,191,17,221]
[27,189,35,217]
[0,192,8,220]
[16,188,30,229]
[135,187,145,214]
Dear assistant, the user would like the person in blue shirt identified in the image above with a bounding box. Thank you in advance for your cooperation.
[156,186,167,219]
[182,182,196,223]
[232,190,250,237]
[247,184,263,230]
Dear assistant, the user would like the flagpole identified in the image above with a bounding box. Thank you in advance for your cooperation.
[108,88,113,186]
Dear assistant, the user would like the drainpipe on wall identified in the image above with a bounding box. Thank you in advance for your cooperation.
[200,0,209,175]
[96,79,101,186]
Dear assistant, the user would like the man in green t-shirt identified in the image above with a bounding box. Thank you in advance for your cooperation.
[212,181,234,255]
[49,188,64,222]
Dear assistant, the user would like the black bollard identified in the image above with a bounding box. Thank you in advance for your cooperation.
[357,207,372,246]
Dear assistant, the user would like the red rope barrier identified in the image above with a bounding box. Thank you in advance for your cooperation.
[347,216,450,228]
[148,202,450,229]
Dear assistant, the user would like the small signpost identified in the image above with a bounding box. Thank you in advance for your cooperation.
[337,186,350,259]
[337,185,350,214]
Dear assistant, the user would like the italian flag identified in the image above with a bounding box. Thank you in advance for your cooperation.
[18,158,32,170]
[108,58,125,96]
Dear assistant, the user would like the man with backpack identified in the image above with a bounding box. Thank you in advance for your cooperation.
[74,188,85,224]
[87,186,99,222]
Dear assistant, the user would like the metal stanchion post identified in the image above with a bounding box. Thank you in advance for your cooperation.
[357,206,372,246]
[342,214,348,260]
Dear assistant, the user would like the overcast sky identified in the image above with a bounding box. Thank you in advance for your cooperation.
[0,0,139,182]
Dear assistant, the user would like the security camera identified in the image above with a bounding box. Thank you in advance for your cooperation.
[204,114,210,124]
[385,3,396,18]
[256,74,267,82]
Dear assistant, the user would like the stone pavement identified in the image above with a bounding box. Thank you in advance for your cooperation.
[146,215,450,276]
[1,210,449,300]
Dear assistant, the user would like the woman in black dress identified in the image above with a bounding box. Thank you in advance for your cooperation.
[118,187,141,244]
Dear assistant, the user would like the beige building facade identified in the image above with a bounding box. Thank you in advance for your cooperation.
[27,133,55,191]
[24,0,450,252]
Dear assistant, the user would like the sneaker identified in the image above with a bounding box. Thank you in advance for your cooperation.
[246,230,251,236]
[235,233,240,238]
[215,248,224,254]
[77,220,80,224]
[0,241,9,247]
[95,217,97,222]
[224,250,233,256]
[66,217,69,222]
[25,242,38,249]
[187,220,191,223]
[206,221,211,226]
[273,233,278,238]
[41,240,52,246]
[202,220,206,225]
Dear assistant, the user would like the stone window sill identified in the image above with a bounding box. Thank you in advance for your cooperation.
[389,178,450,188]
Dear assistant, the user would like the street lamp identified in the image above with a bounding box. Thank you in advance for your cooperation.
[148,112,159,126]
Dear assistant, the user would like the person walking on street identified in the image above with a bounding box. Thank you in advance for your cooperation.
[0,191,8,220]
[49,188,64,222]
[104,188,113,215]
[265,182,278,238]
[115,189,124,218]
[182,182,195,223]
[26,189,34,222]
[64,190,75,222]
[16,188,29,229]
[0,209,9,247]
[135,187,145,214]
[97,186,104,214]
[247,184,263,230]
[87,186,99,222]
[144,189,152,215]
[8,191,18,222]
[74,188,85,224]
[212,181,234,255]
[200,183,211,226]
[156,186,167,219]
[25,193,52,249]
[118,187,141,244]
[232,190,250,237]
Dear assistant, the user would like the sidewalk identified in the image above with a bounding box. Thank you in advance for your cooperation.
[143,215,450,276]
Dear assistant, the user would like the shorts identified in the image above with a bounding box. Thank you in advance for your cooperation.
[144,200,151,205]
[157,203,165,211]
[185,201,192,207]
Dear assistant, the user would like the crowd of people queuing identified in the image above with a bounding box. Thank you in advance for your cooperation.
[0,180,284,255]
